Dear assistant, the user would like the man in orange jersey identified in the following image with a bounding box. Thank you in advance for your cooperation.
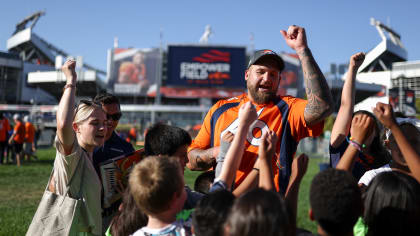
[23,115,37,161]
[8,114,25,167]
[188,25,333,193]
[0,112,11,164]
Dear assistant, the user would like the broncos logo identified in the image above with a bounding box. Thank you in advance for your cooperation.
[221,107,271,146]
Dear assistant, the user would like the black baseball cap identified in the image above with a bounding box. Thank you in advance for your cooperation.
[248,49,285,72]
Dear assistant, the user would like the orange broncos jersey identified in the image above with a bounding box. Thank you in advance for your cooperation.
[189,93,324,193]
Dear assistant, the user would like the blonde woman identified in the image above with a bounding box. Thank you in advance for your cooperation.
[50,60,108,235]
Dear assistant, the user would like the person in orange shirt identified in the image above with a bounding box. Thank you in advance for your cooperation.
[8,114,25,167]
[188,25,333,193]
[128,126,137,145]
[23,115,37,161]
[0,112,11,164]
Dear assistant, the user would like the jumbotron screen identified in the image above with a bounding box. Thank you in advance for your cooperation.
[167,45,246,88]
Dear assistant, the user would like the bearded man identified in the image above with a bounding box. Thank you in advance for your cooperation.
[187,25,333,193]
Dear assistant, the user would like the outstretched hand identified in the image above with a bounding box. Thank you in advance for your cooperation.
[349,52,365,69]
[259,130,278,161]
[373,102,397,129]
[238,101,257,128]
[349,113,375,144]
[280,25,308,52]
[62,59,77,82]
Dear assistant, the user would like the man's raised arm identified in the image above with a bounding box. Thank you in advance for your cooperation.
[187,147,219,171]
[280,26,333,126]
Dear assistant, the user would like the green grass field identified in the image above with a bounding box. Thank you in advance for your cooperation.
[0,147,324,235]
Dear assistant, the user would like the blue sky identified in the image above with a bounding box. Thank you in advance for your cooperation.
[1,0,419,73]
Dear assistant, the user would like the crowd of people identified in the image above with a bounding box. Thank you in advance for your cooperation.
[0,112,38,166]
[28,24,420,236]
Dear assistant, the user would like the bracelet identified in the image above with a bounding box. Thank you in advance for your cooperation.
[346,137,364,152]
[252,168,260,172]
[63,84,76,91]
[348,137,366,148]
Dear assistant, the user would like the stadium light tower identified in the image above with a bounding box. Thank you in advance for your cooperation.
[199,25,213,44]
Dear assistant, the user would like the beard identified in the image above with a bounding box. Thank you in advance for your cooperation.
[247,80,276,104]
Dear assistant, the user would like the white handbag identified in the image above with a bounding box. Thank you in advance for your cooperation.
[26,156,86,236]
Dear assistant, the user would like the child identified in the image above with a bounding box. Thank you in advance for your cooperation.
[193,170,215,194]
[108,186,147,236]
[191,189,234,236]
[129,155,190,236]
[358,119,420,186]
[338,102,420,187]
[224,188,292,236]
[309,168,362,236]
[143,123,202,209]
[358,171,420,236]
[330,53,390,180]
[211,101,257,192]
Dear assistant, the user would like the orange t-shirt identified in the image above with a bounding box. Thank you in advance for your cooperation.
[13,121,25,144]
[25,122,36,143]
[0,118,11,142]
[188,93,324,193]
[129,127,137,139]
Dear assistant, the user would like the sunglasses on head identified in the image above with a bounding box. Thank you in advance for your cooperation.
[74,99,101,117]
[107,112,122,121]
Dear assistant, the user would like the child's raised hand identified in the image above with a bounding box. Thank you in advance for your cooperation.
[238,101,257,127]
[290,153,308,182]
[349,52,365,69]
[259,130,278,161]
[373,102,397,129]
[349,113,375,144]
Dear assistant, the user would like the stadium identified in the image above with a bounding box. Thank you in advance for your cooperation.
[2,12,418,146]
[2,8,420,236]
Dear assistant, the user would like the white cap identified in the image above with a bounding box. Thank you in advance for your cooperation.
[13,114,20,120]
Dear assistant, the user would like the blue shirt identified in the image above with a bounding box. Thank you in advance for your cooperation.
[330,141,374,181]
[93,131,134,217]
[93,131,135,179]
[183,185,204,209]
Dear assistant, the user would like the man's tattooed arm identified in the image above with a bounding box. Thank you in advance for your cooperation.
[187,147,219,171]
[298,48,333,126]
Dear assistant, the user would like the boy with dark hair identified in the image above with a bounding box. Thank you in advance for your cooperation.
[192,189,234,236]
[144,123,192,158]
[194,170,215,194]
[129,155,190,236]
[309,169,362,236]
[143,123,200,209]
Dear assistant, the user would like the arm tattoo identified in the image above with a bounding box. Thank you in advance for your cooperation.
[298,48,333,125]
[188,148,216,171]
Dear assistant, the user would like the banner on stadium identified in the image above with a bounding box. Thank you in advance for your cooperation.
[108,48,160,95]
[167,45,246,88]
[389,87,417,116]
